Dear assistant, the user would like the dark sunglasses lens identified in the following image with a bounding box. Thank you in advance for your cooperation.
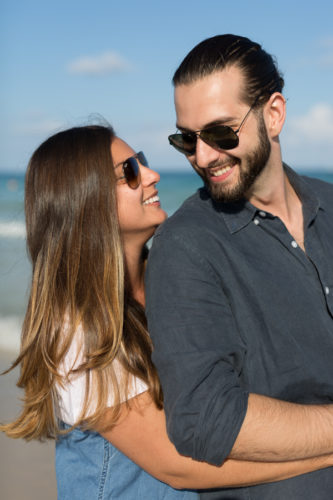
[201,126,239,150]
[168,133,196,155]
[123,157,140,188]
[136,151,149,167]
[169,125,239,154]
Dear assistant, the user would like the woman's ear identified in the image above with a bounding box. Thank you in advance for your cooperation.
[264,92,286,138]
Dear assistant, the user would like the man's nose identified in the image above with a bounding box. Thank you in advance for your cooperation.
[194,137,221,169]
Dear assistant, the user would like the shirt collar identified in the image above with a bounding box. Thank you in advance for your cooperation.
[283,164,322,227]
[208,164,322,235]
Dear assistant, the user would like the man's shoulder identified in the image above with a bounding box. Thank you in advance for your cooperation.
[156,188,217,238]
[301,173,333,191]
[151,187,218,251]
[301,174,333,208]
[147,189,219,281]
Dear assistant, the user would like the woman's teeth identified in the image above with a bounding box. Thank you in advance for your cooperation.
[143,195,160,205]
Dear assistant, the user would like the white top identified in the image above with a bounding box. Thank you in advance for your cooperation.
[56,323,148,426]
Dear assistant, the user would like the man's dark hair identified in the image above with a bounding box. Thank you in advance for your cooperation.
[173,34,284,106]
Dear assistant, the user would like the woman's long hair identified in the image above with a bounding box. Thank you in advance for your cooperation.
[1,125,162,440]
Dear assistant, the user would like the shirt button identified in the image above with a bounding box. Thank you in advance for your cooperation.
[325,286,330,295]
[291,240,298,248]
[254,218,260,225]
[259,211,266,217]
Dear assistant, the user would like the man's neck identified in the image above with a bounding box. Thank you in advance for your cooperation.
[247,159,305,251]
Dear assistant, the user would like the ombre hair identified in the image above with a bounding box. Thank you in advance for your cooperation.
[1,125,162,440]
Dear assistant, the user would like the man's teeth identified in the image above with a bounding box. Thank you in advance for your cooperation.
[212,165,233,176]
[143,195,160,205]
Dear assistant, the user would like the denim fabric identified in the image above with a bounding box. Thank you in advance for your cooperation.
[55,423,198,499]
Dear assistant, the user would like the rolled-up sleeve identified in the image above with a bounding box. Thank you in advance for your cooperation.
[145,226,249,466]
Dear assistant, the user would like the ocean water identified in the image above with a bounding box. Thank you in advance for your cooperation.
[1,169,332,353]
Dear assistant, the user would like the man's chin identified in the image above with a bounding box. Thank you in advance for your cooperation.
[205,178,245,203]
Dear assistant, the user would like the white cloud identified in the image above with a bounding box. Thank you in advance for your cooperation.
[282,103,333,168]
[286,103,333,144]
[67,51,131,75]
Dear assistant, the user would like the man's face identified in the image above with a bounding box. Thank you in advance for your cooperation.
[174,66,271,203]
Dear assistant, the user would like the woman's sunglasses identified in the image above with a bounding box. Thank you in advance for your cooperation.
[117,151,149,189]
[168,100,258,156]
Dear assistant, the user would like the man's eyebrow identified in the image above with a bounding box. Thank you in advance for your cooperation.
[176,117,236,132]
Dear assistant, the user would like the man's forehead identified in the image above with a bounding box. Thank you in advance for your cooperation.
[174,66,245,104]
[174,67,246,124]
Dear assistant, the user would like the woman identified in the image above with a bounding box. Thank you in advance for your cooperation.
[1,125,332,499]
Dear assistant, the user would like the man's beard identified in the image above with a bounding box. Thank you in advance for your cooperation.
[202,113,271,203]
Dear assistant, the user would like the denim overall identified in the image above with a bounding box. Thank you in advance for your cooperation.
[56,423,199,499]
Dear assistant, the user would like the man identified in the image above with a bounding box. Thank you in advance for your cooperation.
[145,34,333,498]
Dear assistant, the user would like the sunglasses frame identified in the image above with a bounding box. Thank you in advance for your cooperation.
[168,97,260,156]
[117,151,149,189]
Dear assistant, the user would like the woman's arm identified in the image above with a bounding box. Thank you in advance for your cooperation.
[98,391,333,490]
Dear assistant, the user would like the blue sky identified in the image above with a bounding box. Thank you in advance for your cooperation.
[1,0,333,172]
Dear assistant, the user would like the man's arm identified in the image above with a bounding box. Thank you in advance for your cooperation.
[230,393,333,462]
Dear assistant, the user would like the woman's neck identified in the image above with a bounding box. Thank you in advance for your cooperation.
[123,240,146,307]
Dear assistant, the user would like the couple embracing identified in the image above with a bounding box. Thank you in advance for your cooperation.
[2,34,333,499]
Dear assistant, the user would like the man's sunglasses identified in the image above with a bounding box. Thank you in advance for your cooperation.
[116,151,149,189]
[168,100,258,156]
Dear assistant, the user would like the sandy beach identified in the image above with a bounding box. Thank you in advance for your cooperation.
[0,350,57,500]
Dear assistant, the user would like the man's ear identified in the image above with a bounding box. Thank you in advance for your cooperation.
[264,92,286,138]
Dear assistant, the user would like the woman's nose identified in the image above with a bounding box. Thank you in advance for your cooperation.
[141,165,160,186]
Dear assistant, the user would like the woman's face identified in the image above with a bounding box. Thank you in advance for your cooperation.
[111,137,167,243]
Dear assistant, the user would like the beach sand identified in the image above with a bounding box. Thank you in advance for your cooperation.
[0,350,57,500]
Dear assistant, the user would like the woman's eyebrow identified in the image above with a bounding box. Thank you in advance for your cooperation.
[114,152,137,168]
[114,158,127,169]
[114,162,123,169]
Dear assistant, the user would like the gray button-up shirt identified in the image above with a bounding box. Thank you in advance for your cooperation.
[146,166,333,499]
